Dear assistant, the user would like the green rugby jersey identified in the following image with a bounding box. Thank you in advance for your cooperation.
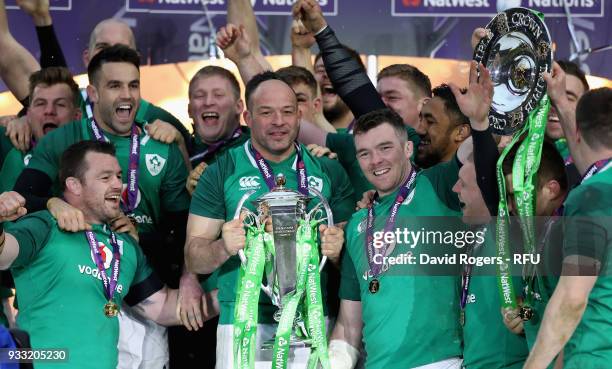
[5,210,158,369]
[0,148,31,193]
[190,126,251,167]
[339,159,463,369]
[559,163,612,369]
[326,126,421,201]
[462,230,528,369]
[25,118,190,233]
[190,140,355,324]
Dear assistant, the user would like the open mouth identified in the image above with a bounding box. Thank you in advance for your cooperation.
[201,112,220,124]
[269,130,289,139]
[418,138,431,150]
[373,168,390,177]
[105,193,121,206]
[42,123,58,134]
[115,103,133,120]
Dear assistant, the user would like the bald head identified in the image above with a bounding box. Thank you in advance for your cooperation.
[84,19,136,66]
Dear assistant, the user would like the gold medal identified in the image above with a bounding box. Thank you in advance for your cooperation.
[519,306,533,321]
[104,301,119,317]
[369,279,380,294]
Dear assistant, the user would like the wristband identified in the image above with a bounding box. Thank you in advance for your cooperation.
[328,339,359,369]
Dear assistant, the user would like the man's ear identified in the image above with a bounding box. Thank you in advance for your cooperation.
[404,140,414,160]
[454,124,471,143]
[243,110,253,128]
[313,96,322,113]
[82,48,90,68]
[65,177,83,196]
[86,84,99,104]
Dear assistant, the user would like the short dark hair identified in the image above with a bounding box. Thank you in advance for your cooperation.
[87,44,140,85]
[29,67,80,107]
[59,141,116,191]
[557,60,590,93]
[188,65,241,100]
[314,44,365,70]
[378,64,432,99]
[432,84,470,127]
[244,71,295,110]
[276,66,318,97]
[502,139,568,192]
[353,108,407,141]
[576,87,612,149]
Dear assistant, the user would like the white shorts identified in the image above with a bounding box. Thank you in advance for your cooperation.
[117,304,169,369]
[413,357,463,369]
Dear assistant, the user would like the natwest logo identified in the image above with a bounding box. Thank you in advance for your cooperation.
[421,0,491,7]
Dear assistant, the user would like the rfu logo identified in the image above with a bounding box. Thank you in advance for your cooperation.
[239,176,260,189]
[145,154,166,176]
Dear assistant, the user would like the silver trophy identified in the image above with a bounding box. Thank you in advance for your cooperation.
[233,173,333,350]
[473,7,553,135]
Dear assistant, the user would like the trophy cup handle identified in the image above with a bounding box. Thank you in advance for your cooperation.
[233,190,258,266]
[307,187,334,273]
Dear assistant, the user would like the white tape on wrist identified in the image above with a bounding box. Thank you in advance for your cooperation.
[328,339,359,369]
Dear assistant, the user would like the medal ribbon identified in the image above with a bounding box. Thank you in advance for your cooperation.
[581,158,612,184]
[346,119,356,134]
[85,229,121,304]
[365,167,417,278]
[249,142,309,196]
[90,119,140,213]
[189,127,242,164]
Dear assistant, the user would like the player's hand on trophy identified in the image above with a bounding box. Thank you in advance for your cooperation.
[307,144,337,159]
[217,23,252,64]
[544,62,569,109]
[221,213,247,256]
[319,224,344,265]
[292,0,327,35]
[0,192,27,222]
[186,162,207,196]
[47,197,92,232]
[501,306,524,335]
[471,27,488,50]
[291,19,316,49]
[6,116,32,153]
[146,119,183,145]
[110,214,139,242]
[449,61,493,131]
[178,272,205,331]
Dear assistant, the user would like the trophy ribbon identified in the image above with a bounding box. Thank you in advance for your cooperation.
[495,95,550,316]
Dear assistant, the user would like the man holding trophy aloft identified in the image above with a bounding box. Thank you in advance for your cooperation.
[185,71,354,369]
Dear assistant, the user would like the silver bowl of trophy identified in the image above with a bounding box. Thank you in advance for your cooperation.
[473,7,553,135]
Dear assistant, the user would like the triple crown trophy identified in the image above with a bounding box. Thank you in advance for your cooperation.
[232,174,333,369]
[473,7,553,322]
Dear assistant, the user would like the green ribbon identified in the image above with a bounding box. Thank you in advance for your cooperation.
[234,225,268,369]
[234,220,330,369]
[495,95,550,310]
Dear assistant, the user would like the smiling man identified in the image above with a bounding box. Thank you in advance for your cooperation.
[0,67,81,192]
[186,71,354,369]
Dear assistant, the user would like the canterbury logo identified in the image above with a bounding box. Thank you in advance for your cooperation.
[239,176,260,189]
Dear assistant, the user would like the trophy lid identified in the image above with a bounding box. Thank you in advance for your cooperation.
[473,7,553,135]
[254,174,309,208]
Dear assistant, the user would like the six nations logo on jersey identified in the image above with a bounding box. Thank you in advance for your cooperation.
[239,176,261,190]
[145,154,166,176]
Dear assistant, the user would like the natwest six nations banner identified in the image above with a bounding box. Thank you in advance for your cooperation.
[2,0,610,94]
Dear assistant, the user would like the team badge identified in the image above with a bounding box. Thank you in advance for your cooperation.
[307,176,323,192]
[145,154,166,176]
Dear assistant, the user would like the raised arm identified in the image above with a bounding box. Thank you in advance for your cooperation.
[293,0,384,119]
[0,0,40,102]
[216,23,269,85]
[17,0,67,68]
[0,191,27,270]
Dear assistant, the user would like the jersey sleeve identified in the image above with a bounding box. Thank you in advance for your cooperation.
[0,126,13,169]
[143,103,192,152]
[339,240,361,301]
[189,154,229,220]
[124,239,164,306]
[160,143,190,212]
[320,157,355,223]
[326,133,356,169]
[562,185,611,266]
[422,156,462,212]
[5,211,54,268]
